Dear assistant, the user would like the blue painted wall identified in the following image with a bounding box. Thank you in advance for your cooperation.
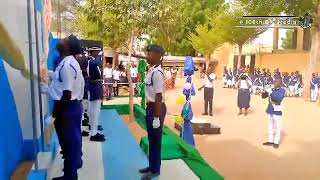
[0,58,23,180]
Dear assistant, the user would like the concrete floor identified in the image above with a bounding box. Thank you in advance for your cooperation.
[118,77,320,180]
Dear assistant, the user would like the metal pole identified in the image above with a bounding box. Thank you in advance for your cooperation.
[33,0,45,152]
[27,0,38,170]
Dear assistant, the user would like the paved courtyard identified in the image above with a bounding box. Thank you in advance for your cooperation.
[108,77,320,180]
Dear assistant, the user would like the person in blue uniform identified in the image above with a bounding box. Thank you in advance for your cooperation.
[138,45,167,180]
[288,72,297,97]
[262,78,286,149]
[310,73,319,102]
[87,47,105,142]
[255,74,263,95]
[75,52,90,136]
[50,35,84,180]
[282,72,290,96]
[226,69,233,88]
[296,71,303,97]
[223,66,228,88]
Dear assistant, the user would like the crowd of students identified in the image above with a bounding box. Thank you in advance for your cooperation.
[103,63,138,99]
[223,67,305,98]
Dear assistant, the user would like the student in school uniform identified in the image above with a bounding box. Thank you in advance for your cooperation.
[198,67,216,116]
[119,68,128,86]
[289,72,298,97]
[103,63,113,100]
[49,35,84,180]
[226,69,233,88]
[237,73,252,116]
[253,73,263,95]
[296,71,303,97]
[112,66,121,96]
[310,73,319,102]
[262,78,286,149]
[282,72,290,96]
[223,67,228,88]
[87,47,105,142]
[131,64,139,95]
[138,45,167,180]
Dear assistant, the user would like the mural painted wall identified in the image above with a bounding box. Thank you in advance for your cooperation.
[0,0,51,179]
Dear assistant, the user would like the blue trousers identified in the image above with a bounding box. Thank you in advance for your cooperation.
[145,102,167,173]
[55,100,83,179]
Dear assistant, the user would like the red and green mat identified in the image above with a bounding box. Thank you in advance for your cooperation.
[102,104,224,180]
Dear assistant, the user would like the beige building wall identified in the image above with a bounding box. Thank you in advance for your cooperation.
[255,51,320,73]
[212,43,234,79]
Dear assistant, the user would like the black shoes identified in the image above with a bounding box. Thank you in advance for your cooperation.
[139,167,160,180]
[202,113,208,116]
[263,142,280,148]
[90,133,106,142]
[84,113,89,119]
[262,142,274,146]
[82,130,89,137]
[139,167,150,173]
[141,172,160,180]
[82,119,90,126]
[209,113,213,116]
[273,144,280,149]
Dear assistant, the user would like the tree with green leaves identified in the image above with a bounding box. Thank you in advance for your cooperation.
[214,0,283,68]
[51,0,83,36]
[281,30,294,49]
[214,9,264,68]
[150,0,224,56]
[74,0,183,121]
[189,21,223,68]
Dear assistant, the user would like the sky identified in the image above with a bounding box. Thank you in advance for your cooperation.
[255,29,287,47]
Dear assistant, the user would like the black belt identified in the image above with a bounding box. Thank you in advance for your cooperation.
[54,99,79,103]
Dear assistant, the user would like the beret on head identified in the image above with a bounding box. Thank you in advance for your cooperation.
[146,45,165,56]
[67,35,83,55]
[88,46,102,51]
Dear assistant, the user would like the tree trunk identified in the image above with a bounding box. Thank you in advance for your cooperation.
[127,35,135,122]
[303,29,320,99]
[303,3,320,100]
[237,44,243,68]
[112,47,119,69]
[205,54,210,71]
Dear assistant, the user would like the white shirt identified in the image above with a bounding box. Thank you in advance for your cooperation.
[113,70,120,81]
[130,67,138,78]
[205,73,216,88]
[103,67,113,78]
[49,55,84,100]
[239,79,252,89]
[146,66,165,103]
